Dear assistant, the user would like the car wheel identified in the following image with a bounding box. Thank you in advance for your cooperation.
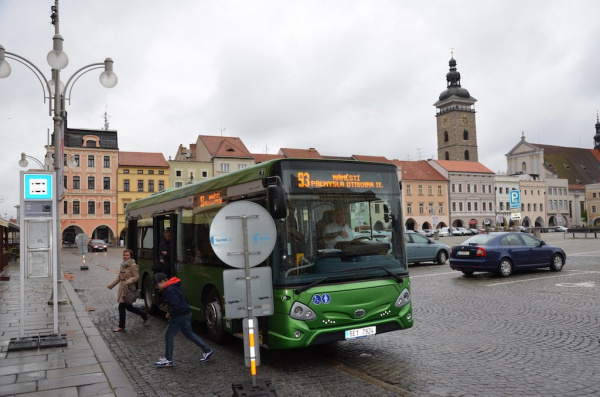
[497,258,513,277]
[437,250,448,265]
[550,254,564,272]
[203,288,228,344]
[461,270,474,276]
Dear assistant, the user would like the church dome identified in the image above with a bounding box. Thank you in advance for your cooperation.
[439,86,471,101]
[439,56,471,101]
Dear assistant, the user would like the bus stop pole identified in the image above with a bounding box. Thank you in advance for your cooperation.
[242,215,257,387]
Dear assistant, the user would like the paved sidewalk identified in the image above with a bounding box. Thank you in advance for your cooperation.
[0,260,137,397]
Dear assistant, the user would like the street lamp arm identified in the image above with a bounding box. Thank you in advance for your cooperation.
[63,63,104,106]
[3,51,53,116]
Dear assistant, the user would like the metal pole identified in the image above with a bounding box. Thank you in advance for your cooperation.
[242,215,257,387]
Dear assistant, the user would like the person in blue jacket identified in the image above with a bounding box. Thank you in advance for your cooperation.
[153,273,215,367]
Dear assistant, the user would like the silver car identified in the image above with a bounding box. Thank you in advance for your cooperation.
[405,230,450,265]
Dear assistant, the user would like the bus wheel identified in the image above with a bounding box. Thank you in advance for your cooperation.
[203,289,227,344]
[142,275,159,314]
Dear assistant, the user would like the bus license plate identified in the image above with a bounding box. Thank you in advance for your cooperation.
[458,251,469,256]
[345,326,376,340]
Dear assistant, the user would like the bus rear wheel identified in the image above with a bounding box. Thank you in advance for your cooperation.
[203,288,228,344]
[142,274,160,314]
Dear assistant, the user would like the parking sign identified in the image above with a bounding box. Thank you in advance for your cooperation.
[510,190,521,208]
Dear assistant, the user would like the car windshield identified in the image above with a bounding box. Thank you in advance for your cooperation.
[461,234,496,245]
[92,240,104,244]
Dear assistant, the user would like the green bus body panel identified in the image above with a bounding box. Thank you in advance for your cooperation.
[268,280,412,349]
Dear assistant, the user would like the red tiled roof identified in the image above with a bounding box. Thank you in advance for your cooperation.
[430,160,494,174]
[352,154,392,163]
[119,152,169,167]
[252,153,285,163]
[198,135,252,158]
[278,148,323,159]
[392,160,448,181]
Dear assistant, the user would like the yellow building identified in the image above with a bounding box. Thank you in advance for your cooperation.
[117,152,169,241]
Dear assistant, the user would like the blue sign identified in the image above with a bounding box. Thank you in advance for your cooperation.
[24,174,53,200]
[312,295,322,305]
[509,190,521,208]
[311,294,331,305]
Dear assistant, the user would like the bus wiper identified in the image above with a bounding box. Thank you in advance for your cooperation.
[295,276,334,295]
[294,266,404,294]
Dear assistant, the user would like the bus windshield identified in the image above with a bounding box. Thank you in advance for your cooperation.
[272,161,407,286]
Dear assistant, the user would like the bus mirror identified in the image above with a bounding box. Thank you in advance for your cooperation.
[267,184,287,219]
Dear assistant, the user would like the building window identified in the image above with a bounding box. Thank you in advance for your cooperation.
[374,203,380,213]
[159,180,164,191]
[527,203,531,211]
[437,185,442,195]
[123,202,128,212]
[458,184,462,193]
[474,184,477,193]
[88,176,95,190]
[221,163,230,172]
[438,203,444,214]
[445,151,449,160]
[202,171,208,178]
[463,130,469,140]
[73,201,80,214]
[104,202,111,214]
[474,202,478,211]
[592,205,597,213]
[88,201,95,215]
[418,185,423,195]
[88,155,95,167]
[238,164,247,170]
[137,170,143,174]
[148,170,154,175]
[419,203,424,214]
[464,150,470,161]
[123,169,129,174]
[64,175,68,189]
[86,140,96,147]
[451,184,455,193]
[467,202,472,211]
[499,202,504,211]
[176,170,182,177]
[148,180,155,192]
[158,170,164,175]
[406,184,412,195]
[452,202,456,212]
[444,131,449,142]
[175,182,182,188]
[428,203,434,214]
[467,184,471,193]
[74,155,80,167]
[138,180,144,192]
[103,156,110,168]
[124,179,130,191]
[406,203,412,214]
[459,202,463,211]
[428,185,433,195]
[73,176,80,189]
[103,177,110,190]
[522,161,527,173]
[534,203,537,211]
[63,201,68,215]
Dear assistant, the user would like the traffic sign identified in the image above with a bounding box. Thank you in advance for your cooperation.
[509,190,521,208]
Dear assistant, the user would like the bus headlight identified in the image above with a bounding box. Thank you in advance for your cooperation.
[290,302,316,321]
[395,288,411,308]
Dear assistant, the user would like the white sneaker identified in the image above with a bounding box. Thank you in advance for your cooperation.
[200,350,215,362]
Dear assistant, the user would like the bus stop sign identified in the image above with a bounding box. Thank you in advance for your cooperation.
[209,201,277,269]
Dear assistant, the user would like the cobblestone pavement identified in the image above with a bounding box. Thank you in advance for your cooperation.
[63,234,600,396]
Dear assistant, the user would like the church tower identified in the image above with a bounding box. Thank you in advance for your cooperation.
[594,111,600,151]
[434,55,479,162]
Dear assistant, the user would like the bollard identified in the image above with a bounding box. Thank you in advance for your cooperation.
[80,254,88,271]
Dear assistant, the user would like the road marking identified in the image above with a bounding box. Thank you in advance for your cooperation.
[569,251,600,256]
[410,271,456,278]
[486,270,598,287]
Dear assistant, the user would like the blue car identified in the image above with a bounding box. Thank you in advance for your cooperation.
[449,232,566,277]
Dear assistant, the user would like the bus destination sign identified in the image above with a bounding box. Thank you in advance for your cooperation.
[296,171,384,190]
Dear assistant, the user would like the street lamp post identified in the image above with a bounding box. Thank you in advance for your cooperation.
[0,0,117,307]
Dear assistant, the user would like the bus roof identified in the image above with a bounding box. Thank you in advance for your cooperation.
[125,158,397,218]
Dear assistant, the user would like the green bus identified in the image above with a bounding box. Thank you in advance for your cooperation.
[125,158,412,349]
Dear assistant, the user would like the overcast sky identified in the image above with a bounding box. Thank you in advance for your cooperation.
[1,0,599,219]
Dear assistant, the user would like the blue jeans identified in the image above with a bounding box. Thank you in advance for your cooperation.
[164,313,212,361]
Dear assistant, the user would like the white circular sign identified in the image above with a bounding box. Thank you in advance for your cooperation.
[209,201,277,268]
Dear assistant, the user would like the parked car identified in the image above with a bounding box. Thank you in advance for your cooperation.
[457,227,473,235]
[437,227,451,237]
[554,226,568,232]
[87,239,108,252]
[449,232,566,277]
[417,229,434,237]
[469,228,479,235]
[450,227,464,236]
[405,231,450,265]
